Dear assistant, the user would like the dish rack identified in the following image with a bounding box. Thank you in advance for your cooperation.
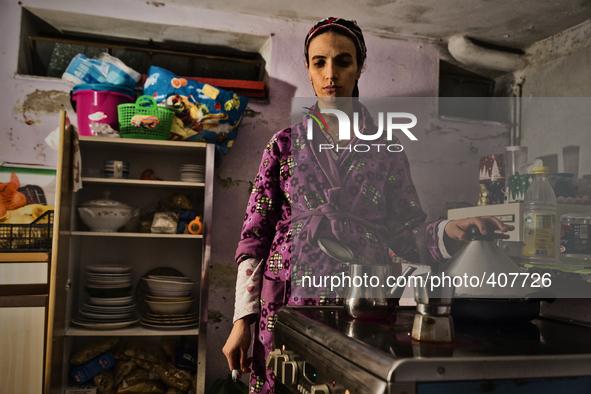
[0,210,54,252]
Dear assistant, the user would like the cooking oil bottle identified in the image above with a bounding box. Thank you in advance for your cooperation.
[522,166,557,265]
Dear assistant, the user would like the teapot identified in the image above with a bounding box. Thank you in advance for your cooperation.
[317,237,416,320]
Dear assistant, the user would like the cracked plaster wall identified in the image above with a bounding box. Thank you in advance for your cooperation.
[0,0,509,391]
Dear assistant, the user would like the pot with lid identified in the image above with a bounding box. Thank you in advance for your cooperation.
[78,191,132,232]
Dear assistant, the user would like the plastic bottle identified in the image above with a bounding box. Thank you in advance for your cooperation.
[522,166,557,265]
[188,217,203,235]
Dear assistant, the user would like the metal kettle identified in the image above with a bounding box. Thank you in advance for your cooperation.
[317,237,416,320]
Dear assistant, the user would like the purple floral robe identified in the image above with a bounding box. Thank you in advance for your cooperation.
[235,103,444,393]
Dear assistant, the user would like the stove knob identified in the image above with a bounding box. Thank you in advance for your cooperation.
[311,384,330,394]
[274,354,290,381]
[265,349,282,370]
[282,360,298,385]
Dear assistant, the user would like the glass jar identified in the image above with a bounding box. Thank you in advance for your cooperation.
[560,212,591,268]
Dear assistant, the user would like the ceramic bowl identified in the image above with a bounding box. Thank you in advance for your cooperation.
[148,289,192,298]
[78,192,132,232]
[143,277,194,292]
[145,294,192,302]
[145,299,194,315]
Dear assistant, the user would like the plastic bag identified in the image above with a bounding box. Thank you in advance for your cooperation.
[117,380,166,394]
[208,376,248,394]
[114,358,137,387]
[62,53,140,89]
[124,341,167,365]
[94,369,114,393]
[71,338,120,365]
[153,363,192,391]
[143,66,248,163]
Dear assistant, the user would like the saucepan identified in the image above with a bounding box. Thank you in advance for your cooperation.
[317,237,416,320]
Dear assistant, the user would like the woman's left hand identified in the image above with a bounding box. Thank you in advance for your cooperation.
[444,216,515,242]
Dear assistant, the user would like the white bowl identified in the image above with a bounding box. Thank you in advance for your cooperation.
[143,278,194,292]
[148,275,192,282]
[149,289,192,298]
[146,299,194,315]
[78,194,132,232]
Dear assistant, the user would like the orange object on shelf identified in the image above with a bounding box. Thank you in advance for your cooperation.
[188,217,203,234]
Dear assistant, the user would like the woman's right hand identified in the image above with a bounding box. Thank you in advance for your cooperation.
[222,316,254,373]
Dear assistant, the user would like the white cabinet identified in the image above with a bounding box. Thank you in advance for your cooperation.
[47,114,214,394]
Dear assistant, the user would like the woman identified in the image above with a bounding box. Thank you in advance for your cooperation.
[223,17,512,393]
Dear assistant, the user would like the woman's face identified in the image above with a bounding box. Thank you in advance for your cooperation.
[306,32,361,98]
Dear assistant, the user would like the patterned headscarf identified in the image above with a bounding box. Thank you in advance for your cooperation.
[304,17,367,64]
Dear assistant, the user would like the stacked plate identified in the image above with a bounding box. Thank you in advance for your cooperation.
[72,266,138,329]
[84,266,133,298]
[140,275,198,329]
[180,164,205,183]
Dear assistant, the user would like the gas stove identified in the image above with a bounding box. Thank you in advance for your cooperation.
[270,306,591,394]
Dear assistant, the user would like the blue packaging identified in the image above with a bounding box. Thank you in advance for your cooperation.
[71,352,115,385]
[63,54,138,90]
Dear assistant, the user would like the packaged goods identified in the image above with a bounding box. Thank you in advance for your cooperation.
[94,369,114,393]
[117,380,166,394]
[114,358,137,386]
[153,363,192,391]
[124,341,167,365]
[71,339,120,366]
[71,352,116,385]
[62,54,140,90]
[64,385,98,394]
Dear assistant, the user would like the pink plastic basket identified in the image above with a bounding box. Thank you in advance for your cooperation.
[72,86,134,136]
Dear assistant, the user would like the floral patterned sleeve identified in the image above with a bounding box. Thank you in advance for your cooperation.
[234,131,286,264]
[384,145,444,264]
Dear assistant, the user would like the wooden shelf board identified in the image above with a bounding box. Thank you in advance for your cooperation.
[0,252,50,263]
[66,325,199,337]
[81,177,205,188]
[78,136,207,153]
[71,232,202,238]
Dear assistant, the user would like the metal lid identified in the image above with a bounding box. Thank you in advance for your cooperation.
[317,237,356,264]
[442,225,529,298]
[79,191,131,209]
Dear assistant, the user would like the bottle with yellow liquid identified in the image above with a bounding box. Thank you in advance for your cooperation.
[522,166,557,265]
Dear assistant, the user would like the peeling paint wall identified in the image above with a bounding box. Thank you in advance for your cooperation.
[520,19,591,176]
[0,0,509,391]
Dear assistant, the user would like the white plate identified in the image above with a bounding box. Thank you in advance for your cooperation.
[140,321,199,330]
[86,284,133,289]
[79,311,133,320]
[87,272,132,277]
[89,296,133,306]
[87,266,132,273]
[72,318,139,330]
[86,279,131,287]
[83,303,136,312]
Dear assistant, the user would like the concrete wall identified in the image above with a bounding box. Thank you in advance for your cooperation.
[519,19,591,323]
[520,19,591,176]
[0,0,509,391]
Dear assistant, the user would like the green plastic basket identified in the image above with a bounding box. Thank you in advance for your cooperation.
[118,95,174,140]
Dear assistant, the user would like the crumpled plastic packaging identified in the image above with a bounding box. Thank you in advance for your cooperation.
[70,338,120,366]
